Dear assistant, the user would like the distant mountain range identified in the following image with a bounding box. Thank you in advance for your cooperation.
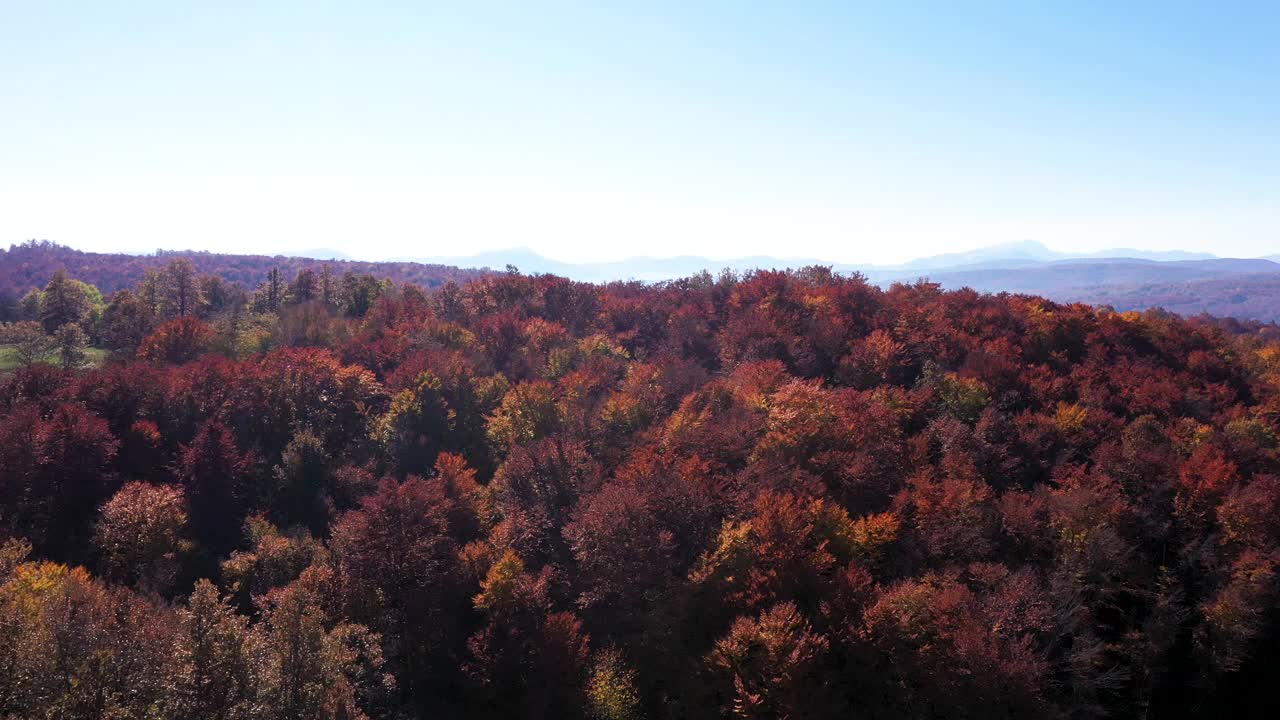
[387,240,1229,284]
[870,239,1216,271]
[900,258,1280,295]
[384,240,1280,322]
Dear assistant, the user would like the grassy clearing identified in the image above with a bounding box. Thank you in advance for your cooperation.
[0,344,108,371]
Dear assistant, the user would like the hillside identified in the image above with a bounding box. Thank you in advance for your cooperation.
[2,265,1280,718]
[896,257,1280,290]
[0,240,485,301]
[1069,272,1280,320]
[891,259,1280,322]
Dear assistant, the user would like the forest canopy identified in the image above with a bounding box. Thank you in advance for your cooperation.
[1,254,1279,719]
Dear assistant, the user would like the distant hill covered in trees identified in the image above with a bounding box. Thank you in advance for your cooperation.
[0,240,486,316]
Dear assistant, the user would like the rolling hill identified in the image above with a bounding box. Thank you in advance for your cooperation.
[0,241,485,300]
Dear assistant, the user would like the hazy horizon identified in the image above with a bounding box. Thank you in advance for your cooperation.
[12,237,1274,268]
[3,2,1277,263]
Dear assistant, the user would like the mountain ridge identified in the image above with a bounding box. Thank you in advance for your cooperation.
[388,240,1226,283]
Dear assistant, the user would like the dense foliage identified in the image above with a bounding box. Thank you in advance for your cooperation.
[2,258,1280,719]
[0,241,484,320]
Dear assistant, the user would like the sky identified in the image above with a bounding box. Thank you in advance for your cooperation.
[1,1,1277,264]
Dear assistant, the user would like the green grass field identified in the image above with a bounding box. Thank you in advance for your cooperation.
[0,344,108,371]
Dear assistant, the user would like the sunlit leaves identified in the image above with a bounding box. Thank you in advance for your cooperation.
[94,481,190,594]
[706,602,829,719]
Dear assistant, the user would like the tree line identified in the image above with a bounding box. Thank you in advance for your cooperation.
[0,240,485,321]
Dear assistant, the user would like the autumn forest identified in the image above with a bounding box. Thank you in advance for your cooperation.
[2,241,1279,719]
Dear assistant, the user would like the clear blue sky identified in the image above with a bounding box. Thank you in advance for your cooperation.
[1,1,1276,263]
